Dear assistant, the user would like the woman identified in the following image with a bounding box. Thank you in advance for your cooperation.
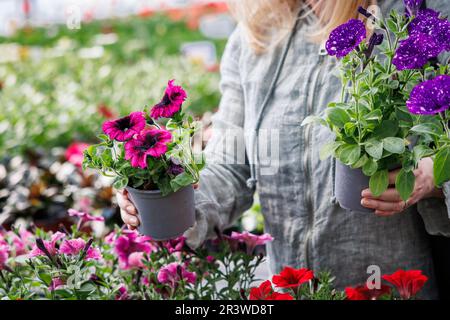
[118,0,450,299]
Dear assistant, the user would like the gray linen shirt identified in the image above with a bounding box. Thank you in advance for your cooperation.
[186,0,450,299]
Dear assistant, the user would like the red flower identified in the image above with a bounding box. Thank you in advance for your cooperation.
[97,104,116,119]
[249,280,294,301]
[272,267,314,290]
[345,284,392,300]
[382,270,428,300]
[65,142,89,168]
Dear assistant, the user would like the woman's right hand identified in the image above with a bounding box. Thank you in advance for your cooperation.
[116,189,140,230]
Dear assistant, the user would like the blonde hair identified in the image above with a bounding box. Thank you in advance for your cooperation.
[227,0,375,53]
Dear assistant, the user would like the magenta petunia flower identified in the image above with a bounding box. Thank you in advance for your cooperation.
[113,230,156,270]
[157,262,196,287]
[326,19,366,58]
[162,236,186,254]
[392,34,441,70]
[127,252,146,269]
[4,228,34,256]
[115,286,129,300]
[59,238,102,261]
[150,80,187,119]
[0,244,9,270]
[230,231,274,255]
[407,75,450,115]
[104,231,116,245]
[29,231,65,258]
[125,129,172,169]
[102,111,146,142]
[49,278,65,292]
[408,9,450,52]
[404,0,424,16]
[65,142,89,168]
[68,209,105,223]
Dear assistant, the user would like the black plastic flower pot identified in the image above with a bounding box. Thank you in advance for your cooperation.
[125,185,195,241]
[335,161,374,213]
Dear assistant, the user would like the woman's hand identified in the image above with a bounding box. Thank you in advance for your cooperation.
[361,157,444,217]
[116,189,140,230]
[116,184,200,230]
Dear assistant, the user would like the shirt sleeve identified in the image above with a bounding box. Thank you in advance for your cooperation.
[184,26,256,248]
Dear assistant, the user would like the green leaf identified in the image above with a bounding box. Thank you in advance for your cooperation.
[410,123,442,137]
[364,110,382,122]
[352,154,369,169]
[362,158,378,176]
[369,170,389,197]
[301,115,327,127]
[38,273,52,286]
[326,107,351,128]
[382,137,405,154]
[373,120,399,139]
[365,139,384,160]
[319,142,341,161]
[395,169,415,201]
[113,176,128,190]
[339,144,361,166]
[412,145,434,164]
[434,147,450,187]
[169,172,194,193]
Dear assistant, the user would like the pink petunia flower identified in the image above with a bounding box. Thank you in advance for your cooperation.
[128,252,146,269]
[59,238,102,261]
[115,286,129,300]
[157,262,196,288]
[6,228,34,256]
[150,80,187,119]
[124,129,172,169]
[113,230,156,270]
[68,209,105,224]
[29,232,65,258]
[65,142,89,168]
[0,244,9,270]
[163,236,186,254]
[230,231,274,255]
[206,255,215,264]
[104,231,117,245]
[49,278,65,292]
[102,111,146,142]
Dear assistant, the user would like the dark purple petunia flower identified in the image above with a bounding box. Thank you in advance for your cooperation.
[167,160,184,176]
[326,19,367,58]
[365,33,384,59]
[404,0,424,16]
[125,129,172,169]
[408,9,450,52]
[392,34,442,70]
[150,80,187,120]
[102,112,146,142]
[407,75,450,115]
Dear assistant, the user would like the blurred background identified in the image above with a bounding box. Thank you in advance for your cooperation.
[0,0,262,235]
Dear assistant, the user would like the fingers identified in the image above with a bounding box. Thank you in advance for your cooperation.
[361,197,405,212]
[388,169,400,185]
[120,209,140,228]
[361,188,402,202]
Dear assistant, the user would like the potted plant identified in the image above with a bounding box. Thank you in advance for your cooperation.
[83,80,205,240]
[302,1,450,212]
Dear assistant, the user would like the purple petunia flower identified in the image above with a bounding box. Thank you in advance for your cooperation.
[125,129,172,169]
[150,80,187,119]
[392,34,442,70]
[326,19,366,58]
[408,9,450,53]
[102,111,146,142]
[404,0,424,16]
[167,159,185,176]
[407,75,450,115]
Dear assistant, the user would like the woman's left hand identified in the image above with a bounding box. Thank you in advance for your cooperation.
[361,157,444,217]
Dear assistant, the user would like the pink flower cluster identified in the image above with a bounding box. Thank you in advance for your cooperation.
[0,228,34,257]
[29,232,102,261]
[230,231,274,255]
[101,80,187,169]
[113,230,156,269]
[157,262,196,287]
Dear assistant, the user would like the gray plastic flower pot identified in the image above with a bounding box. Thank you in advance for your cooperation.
[335,161,374,213]
[125,185,195,241]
